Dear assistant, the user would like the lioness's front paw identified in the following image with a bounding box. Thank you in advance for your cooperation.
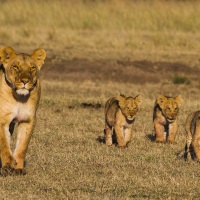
[13,168,26,176]
[1,165,14,176]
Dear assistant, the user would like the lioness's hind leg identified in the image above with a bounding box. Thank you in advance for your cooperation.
[105,124,112,146]
[192,137,200,161]
[185,133,192,161]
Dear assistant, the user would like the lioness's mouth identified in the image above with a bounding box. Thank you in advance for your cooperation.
[16,88,30,96]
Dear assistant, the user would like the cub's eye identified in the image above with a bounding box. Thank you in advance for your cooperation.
[13,66,19,71]
[31,67,36,71]
[174,107,178,111]
[167,107,171,111]
[126,107,130,110]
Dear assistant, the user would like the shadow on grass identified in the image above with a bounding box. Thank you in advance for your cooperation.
[97,129,118,145]
[145,133,156,142]
[68,102,102,109]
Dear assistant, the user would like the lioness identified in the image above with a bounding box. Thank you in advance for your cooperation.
[104,94,141,147]
[153,95,183,144]
[0,46,46,175]
[183,111,200,161]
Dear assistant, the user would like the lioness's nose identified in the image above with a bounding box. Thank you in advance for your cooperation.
[21,78,29,84]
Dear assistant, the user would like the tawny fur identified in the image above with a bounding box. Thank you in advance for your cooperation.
[0,46,46,176]
[153,95,183,144]
[104,94,141,147]
[184,111,200,161]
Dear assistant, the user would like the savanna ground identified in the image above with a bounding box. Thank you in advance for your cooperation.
[1,0,200,199]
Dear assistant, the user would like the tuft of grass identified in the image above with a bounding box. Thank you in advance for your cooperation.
[173,75,190,85]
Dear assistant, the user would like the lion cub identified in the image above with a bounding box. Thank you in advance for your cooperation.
[153,95,183,144]
[183,111,200,161]
[104,94,141,147]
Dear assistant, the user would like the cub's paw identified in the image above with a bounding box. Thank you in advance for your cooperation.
[155,140,166,144]
[167,140,177,145]
[13,168,26,176]
[118,143,127,148]
[1,165,14,176]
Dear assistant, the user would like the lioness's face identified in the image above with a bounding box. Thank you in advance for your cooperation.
[0,46,46,96]
[5,55,39,96]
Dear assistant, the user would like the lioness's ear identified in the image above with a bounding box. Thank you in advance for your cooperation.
[0,46,16,67]
[31,48,46,69]
[175,95,183,106]
[116,94,126,108]
[157,95,166,108]
[135,95,142,108]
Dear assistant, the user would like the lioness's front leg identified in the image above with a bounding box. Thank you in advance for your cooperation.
[0,124,16,176]
[13,119,35,175]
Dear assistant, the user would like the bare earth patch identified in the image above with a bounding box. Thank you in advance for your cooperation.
[42,58,200,84]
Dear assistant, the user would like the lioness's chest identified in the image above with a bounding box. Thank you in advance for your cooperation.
[12,104,34,123]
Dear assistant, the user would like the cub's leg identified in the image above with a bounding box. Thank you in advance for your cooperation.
[115,124,126,147]
[154,122,165,143]
[167,121,178,144]
[124,128,132,145]
[105,124,113,146]
[0,124,16,176]
[13,120,35,175]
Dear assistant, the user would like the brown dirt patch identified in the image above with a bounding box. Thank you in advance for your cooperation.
[42,58,199,84]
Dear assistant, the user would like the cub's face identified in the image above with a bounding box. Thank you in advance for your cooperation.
[157,95,183,122]
[117,95,141,120]
[0,46,46,96]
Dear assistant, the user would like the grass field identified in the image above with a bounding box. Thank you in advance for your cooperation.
[1,0,200,199]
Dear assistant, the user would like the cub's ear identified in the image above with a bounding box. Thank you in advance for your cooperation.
[175,95,183,106]
[135,95,142,108]
[31,48,46,69]
[157,95,166,108]
[116,94,126,108]
[0,46,16,67]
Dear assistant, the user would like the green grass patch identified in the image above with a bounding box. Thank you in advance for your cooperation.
[173,75,190,85]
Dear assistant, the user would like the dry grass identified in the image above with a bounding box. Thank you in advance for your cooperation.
[1,0,200,62]
[1,80,200,199]
[1,0,200,199]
